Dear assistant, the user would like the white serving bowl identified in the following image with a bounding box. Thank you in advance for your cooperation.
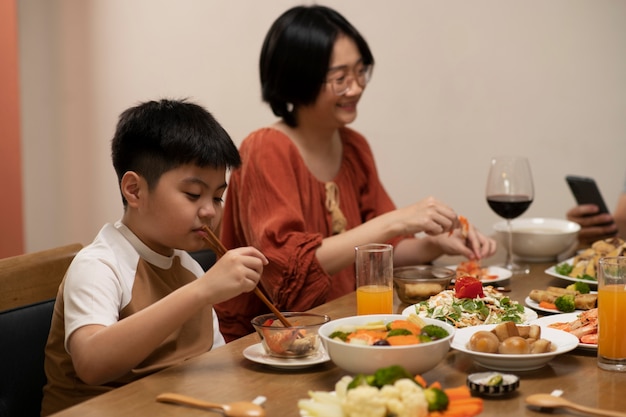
[451,324,579,371]
[319,314,455,375]
[494,217,580,262]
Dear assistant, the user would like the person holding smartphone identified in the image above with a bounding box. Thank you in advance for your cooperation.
[566,175,626,245]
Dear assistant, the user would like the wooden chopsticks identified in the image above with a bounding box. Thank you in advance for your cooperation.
[201,226,294,328]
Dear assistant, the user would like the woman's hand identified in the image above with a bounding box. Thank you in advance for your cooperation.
[432,221,497,260]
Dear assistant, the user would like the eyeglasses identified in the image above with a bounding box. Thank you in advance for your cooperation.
[326,64,373,96]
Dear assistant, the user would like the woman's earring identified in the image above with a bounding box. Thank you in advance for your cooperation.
[286,102,294,113]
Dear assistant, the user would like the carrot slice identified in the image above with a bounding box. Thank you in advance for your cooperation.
[386,334,421,346]
[539,300,557,310]
[388,319,421,335]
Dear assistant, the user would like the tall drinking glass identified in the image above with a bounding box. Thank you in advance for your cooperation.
[355,244,393,315]
[485,156,534,275]
[597,256,626,371]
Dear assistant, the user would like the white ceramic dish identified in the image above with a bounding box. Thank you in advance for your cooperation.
[319,314,455,375]
[401,305,538,325]
[451,324,579,371]
[243,343,330,369]
[545,258,598,287]
[449,265,512,284]
[494,218,580,262]
[531,313,597,350]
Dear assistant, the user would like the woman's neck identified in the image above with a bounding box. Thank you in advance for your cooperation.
[274,121,343,182]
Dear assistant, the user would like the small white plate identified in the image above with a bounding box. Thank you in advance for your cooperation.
[531,313,597,350]
[545,257,598,287]
[449,265,513,284]
[451,324,579,371]
[524,292,597,315]
[243,343,330,369]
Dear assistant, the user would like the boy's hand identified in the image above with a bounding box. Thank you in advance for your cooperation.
[201,246,268,304]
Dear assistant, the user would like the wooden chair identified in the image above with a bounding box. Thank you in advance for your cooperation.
[0,243,82,417]
[0,242,82,311]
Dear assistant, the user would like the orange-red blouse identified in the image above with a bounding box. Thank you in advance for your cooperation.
[215,127,400,341]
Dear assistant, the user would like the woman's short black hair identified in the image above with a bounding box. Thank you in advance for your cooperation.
[111,98,241,206]
[260,5,374,127]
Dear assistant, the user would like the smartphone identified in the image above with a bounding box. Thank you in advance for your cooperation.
[565,175,611,215]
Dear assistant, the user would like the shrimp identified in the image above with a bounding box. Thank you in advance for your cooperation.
[450,215,470,238]
[548,308,598,343]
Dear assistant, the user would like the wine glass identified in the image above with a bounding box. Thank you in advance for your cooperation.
[486,156,534,274]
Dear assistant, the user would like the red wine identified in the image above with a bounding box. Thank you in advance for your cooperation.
[487,195,532,219]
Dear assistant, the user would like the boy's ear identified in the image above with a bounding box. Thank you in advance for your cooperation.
[120,171,144,208]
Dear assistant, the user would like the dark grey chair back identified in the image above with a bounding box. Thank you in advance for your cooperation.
[0,299,55,417]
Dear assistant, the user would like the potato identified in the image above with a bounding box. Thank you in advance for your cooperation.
[492,321,519,342]
[530,339,553,354]
[469,331,500,353]
[498,336,531,354]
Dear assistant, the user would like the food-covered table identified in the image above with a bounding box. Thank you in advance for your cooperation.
[50,260,626,417]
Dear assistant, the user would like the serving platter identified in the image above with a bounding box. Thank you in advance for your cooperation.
[401,305,538,325]
[531,313,597,350]
[544,257,597,287]
[243,343,330,369]
[451,324,579,371]
[449,264,512,285]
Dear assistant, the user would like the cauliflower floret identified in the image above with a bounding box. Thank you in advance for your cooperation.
[380,379,428,417]
[343,385,387,417]
[335,376,353,401]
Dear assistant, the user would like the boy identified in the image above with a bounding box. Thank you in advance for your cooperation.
[41,99,267,415]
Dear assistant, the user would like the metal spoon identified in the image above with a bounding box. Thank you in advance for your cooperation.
[157,392,266,417]
[525,393,626,417]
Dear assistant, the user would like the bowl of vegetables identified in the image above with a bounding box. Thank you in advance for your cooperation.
[319,314,455,375]
[251,312,331,358]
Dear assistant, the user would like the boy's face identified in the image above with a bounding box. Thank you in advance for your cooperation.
[123,163,228,256]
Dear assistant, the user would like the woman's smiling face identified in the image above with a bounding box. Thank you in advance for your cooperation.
[299,35,367,129]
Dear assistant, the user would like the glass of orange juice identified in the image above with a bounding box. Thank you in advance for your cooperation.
[355,244,393,315]
[597,256,626,372]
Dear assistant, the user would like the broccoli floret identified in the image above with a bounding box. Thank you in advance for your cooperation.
[347,373,376,390]
[387,328,413,337]
[423,387,449,412]
[555,262,574,276]
[420,324,449,340]
[372,365,416,388]
[328,331,350,342]
[566,281,591,294]
[554,294,576,313]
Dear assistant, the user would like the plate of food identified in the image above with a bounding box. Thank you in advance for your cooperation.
[545,258,597,287]
[451,322,579,371]
[530,310,598,350]
[524,285,597,314]
[401,286,537,328]
[546,237,626,286]
[243,343,330,369]
[450,260,512,285]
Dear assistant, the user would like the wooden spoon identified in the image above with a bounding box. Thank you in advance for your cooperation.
[526,393,626,417]
[156,392,266,417]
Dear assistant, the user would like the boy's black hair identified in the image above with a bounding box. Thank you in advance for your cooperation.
[260,5,374,127]
[111,98,241,206]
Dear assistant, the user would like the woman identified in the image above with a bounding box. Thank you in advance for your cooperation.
[215,5,496,342]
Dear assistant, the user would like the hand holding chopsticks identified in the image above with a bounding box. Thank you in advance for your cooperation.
[201,226,294,328]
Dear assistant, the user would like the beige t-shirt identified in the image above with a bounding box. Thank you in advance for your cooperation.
[41,221,224,415]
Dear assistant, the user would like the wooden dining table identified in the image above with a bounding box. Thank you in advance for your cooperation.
[51,258,626,417]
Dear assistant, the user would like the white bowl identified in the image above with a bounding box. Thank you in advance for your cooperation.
[451,324,579,371]
[494,217,580,262]
[319,314,455,375]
